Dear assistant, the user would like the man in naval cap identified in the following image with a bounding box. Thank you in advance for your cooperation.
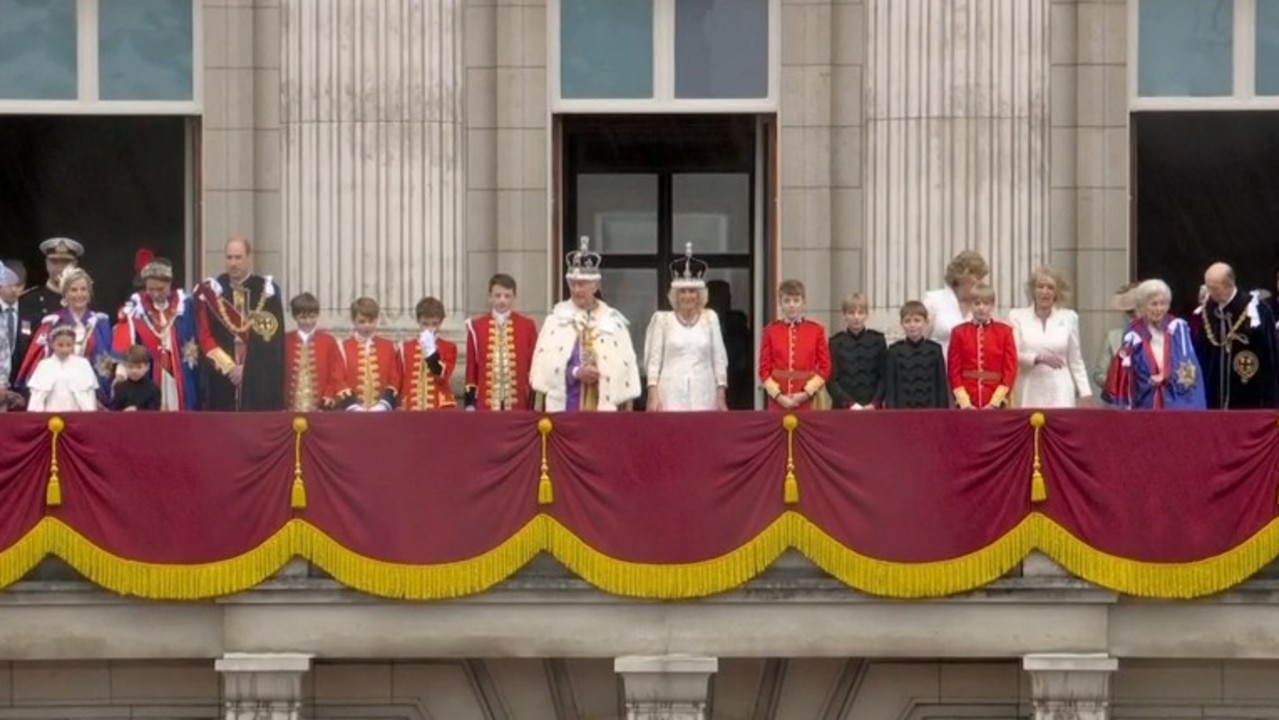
[19,237,85,328]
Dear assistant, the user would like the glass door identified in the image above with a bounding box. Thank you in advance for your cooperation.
[562,114,759,409]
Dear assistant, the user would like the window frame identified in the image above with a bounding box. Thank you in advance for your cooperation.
[0,0,202,115]
[549,0,781,114]
[1130,0,1279,109]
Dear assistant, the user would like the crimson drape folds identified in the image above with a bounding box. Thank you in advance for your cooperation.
[3,410,1279,600]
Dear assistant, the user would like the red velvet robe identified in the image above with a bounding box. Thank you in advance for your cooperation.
[339,336,401,410]
[947,320,1018,408]
[464,313,537,410]
[399,338,458,410]
[757,318,832,411]
[285,330,348,411]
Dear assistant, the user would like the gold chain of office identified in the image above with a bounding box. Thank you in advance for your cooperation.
[216,287,274,340]
[1201,310,1249,348]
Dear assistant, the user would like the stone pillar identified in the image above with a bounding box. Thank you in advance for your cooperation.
[864,0,1051,315]
[216,652,313,720]
[615,655,718,720]
[279,0,465,331]
[1023,653,1118,720]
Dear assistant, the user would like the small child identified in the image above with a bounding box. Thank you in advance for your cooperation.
[109,345,161,411]
[758,279,831,411]
[284,292,349,411]
[400,297,458,410]
[827,293,886,410]
[947,284,1018,409]
[884,301,950,409]
[338,297,401,412]
[27,325,98,412]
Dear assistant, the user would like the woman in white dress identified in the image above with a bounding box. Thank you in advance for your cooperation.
[922,250,989,361]
[1009,265,1092,408]
[644,245,728,411]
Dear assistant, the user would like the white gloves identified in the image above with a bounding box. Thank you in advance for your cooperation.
[419,330,437,358]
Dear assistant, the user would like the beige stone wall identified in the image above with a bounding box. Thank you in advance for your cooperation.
[6,660,1279,720]
[1065,0,1131,367]
[202,0,282,280]
[779,0,859,332]
[467,0,551,323]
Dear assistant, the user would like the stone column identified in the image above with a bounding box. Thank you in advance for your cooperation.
[615,655,718,720]
[1023,653,1118,720]
[864,0,1051,315]
[216,652,313,720]
[279,0,465,330]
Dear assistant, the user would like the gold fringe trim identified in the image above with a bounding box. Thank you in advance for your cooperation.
[544,515,790,598]
[1031,514,1279,598]
[3,514,1279,600]
[1029,412,1047,503]
[300,519,544,599]
[46,416,65,507]
[291,416,309,510]
[792,512,1034,598]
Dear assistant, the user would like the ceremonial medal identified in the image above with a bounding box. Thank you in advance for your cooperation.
[250,310,280,341]
[1176,360,1198,390]
[1233,350,1260,384]
[183,338,201,368]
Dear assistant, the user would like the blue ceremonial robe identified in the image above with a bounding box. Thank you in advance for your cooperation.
[1116,316,1206,410]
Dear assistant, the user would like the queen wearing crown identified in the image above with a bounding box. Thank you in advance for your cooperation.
[530,237,641,412]
[643,244,728,412]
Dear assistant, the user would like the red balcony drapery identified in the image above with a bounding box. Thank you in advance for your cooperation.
[2,410,1279,600]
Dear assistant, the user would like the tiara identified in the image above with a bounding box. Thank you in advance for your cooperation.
[565,236,602,281]
[670,243,708,289]
[49,323,77,341]
[140,260,173,281]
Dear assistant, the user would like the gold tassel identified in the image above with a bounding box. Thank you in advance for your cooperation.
[291,416,309,510]
[1029,412,1047,503]
[537,417,554,506]
[782,414,799,505]
[46,416,65,508]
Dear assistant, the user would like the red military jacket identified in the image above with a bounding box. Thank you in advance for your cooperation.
[757,318,832,411]
[946,319,1018,408]
[464,312,537,410]
[400,337,458,410]
[339,335,402,410]
[285,330,349,411]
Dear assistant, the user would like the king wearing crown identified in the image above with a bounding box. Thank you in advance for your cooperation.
[530,237,641,412]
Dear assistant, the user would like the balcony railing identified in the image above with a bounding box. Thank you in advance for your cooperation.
[0,409,1276,602]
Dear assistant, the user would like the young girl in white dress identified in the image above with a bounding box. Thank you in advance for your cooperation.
[643,245,729,412]
[27,325,100,412]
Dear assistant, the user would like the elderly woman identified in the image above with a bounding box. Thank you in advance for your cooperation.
[923,250,989,361]
[1107,279,1205,410]
[1008,266,1092,408]
[644,245,728,411]
[1093,282,1137,401]
[16,267,116,399]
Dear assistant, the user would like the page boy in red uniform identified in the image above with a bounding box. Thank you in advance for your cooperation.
[758,279,831,411]
[947,283,1018,409]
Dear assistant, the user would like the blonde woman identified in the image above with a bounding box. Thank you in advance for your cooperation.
[1009,266,1092,408]
[644,245,728,411]
[923,250,989,361]
[17,268,116,400]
